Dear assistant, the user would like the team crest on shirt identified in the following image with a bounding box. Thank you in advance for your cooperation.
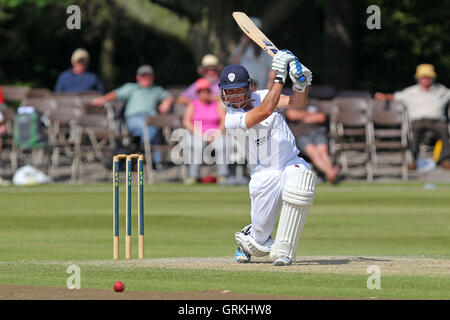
[228,73,236,82]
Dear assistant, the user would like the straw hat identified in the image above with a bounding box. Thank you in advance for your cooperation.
[198,54,222,74]
[415,64,436,79]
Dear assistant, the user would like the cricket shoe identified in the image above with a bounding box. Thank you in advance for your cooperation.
[273,256,292,266]
[235,224,274,257]
[234,246,251,263]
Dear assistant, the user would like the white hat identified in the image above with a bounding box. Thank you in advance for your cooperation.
[71,48,89,64]
[200,54,220,67]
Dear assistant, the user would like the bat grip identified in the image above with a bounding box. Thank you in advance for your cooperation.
[287,65,306,83]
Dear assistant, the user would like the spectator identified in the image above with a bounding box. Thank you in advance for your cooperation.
[55,48,104,94]
[0,85,5,107]
[92,65,174,170]
[182,78,228,184]
[375,64,450,170]
[177,54,223,105]
[0,108,8,185]
[285,105,340,183]
[228,17,275,90]
[0,85,6,151]
[0,110,6,149]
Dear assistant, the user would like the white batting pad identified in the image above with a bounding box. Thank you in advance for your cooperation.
[270,167,316,261]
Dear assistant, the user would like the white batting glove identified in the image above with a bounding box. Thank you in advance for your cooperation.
[272,50,296,85]
[289,59,312,92]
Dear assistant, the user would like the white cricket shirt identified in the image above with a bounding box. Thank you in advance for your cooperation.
[225,90,301,175]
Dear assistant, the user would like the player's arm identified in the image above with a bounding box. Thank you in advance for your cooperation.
[278,86,310,109]
[245,50,295,128]
[277,57,312,109]
[245,82,284,129]
[287,59,312,109]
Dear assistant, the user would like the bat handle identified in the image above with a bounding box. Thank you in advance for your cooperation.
[287,65,307,83]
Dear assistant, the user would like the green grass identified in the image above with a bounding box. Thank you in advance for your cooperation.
[0,182,449,299]
[0,262,448,299]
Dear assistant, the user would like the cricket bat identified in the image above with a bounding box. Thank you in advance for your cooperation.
[232,12,305,83]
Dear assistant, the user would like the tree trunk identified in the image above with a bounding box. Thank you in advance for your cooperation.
[100,26,115,91]
[323,0,354,90]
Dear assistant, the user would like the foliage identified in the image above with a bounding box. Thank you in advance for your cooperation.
[0,0,196,90]
[0,0,448,93]
[356,0,450,92]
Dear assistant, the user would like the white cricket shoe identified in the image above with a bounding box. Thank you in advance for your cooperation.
[234,246,251,263]
[235,225,273,257]
[273,256,292,266]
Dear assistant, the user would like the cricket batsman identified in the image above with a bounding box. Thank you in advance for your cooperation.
[220,50,317,266]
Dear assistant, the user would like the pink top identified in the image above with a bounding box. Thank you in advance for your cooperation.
[192,99,221,133]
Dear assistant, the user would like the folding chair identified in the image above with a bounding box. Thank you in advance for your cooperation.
[331,97,373,181]
[26,88,52,98]
[369,100,409,181]
[0,106,17,174]
[2,85,30,102]
[309,85,336,100]
[53,94,82,111]
[336,90,372,100]
[72,113,116,182]
[47,107,82,182]
[20,97,57,115]
[145,114,182,183]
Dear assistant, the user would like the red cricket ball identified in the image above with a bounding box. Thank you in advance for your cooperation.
[113,281,125,292]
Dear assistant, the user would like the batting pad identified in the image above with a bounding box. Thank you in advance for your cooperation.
[270,167,317,261]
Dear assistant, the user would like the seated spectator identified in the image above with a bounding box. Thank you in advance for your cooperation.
[0,85,6,151]
[92,65,174,170]
[375,64,450,170]
[0,85,4,107]
[176,54,222,105]
[182,78,228,184]
[55,48,104,94]
[0,110,6,150]
[285,105,340,183]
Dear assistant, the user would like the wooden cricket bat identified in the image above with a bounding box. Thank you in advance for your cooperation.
[232,11,279,57]
[232,12,305,83]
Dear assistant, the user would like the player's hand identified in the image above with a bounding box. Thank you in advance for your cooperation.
[289,59,312,92]
[272,50,296,85]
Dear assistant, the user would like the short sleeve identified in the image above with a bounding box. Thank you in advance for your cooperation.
[180,83,197,100]
[156,86,171,101]
[393,89,406,104]
[114,83,136,101]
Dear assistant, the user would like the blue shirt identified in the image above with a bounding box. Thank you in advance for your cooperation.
[54,69,104,94]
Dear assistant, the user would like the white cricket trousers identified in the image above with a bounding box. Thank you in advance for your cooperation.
[248,160,311,245]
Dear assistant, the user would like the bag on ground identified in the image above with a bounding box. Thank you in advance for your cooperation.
[13,106,48,148]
